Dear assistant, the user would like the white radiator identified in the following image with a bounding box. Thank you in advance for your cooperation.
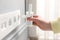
[0,10,29,40]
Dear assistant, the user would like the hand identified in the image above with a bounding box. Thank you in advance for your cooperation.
[27,15,52,30]
[27,15,39,26]
[33,15,39,19]
[27,15,39,21]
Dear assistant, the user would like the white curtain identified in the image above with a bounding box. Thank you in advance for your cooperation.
[36,0,60,40]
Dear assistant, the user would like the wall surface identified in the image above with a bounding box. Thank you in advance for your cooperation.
[0,0,29,40]
[0,0,25,15]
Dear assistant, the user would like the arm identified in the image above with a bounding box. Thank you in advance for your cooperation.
[27,17,52,31]
[33,19,52,31]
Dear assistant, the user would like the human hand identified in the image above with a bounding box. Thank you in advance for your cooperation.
[27,15,38,21]
[27,15,39,26]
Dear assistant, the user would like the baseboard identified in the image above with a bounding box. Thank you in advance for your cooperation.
[29,36,38,40]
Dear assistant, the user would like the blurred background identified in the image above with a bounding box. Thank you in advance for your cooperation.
[0,0,60,40]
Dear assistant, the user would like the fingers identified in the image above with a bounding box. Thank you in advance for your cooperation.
[33,15,39,19]
[27,17,33,21]
[27,15,38,20]
[27,17,38,26]
[33,15,38,18]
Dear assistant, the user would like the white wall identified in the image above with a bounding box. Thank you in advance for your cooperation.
[0,0,28,40]
[0,0,25,15]
[0,0,25,24]
[36,0,60,39]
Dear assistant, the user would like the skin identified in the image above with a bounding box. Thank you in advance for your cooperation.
[27,16,52,31]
